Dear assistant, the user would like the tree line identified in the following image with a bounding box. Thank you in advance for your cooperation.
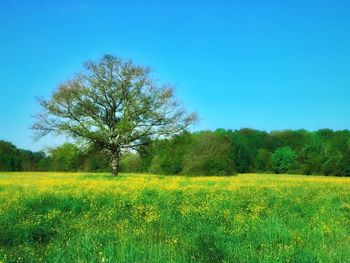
[1,128,350,176]
[0,141,109,172]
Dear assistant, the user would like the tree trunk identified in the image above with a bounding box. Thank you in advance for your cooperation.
[111,153,120,176]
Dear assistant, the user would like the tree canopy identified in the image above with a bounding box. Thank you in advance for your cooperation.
[32,55,197,175]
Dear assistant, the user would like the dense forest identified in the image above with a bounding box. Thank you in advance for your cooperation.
[1,128,350,176]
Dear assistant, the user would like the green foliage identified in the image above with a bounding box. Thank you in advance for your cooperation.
[230,129,267,173]
[337,152,350,176]
[49,143,83,171]
[272,147,298,174]
[82,147,110,172]
[182,131,235,175]
[3,128,350,176]
[322,155,341,176]
[0,140,45,171]
[299,134,326,175]
[254,149,272,171]
[268,130,309,152]
[120,153,143,173]
[231,141,252,173]
[149,132,193,175]
[32,55,196,176]
[0,141,20,171]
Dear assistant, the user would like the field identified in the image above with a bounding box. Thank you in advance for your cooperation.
[0,173,349,262]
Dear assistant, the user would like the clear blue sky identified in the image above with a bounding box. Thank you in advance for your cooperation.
[1,0,350,151]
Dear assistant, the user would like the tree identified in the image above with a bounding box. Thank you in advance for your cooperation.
[49,143,83,171]
[182,131,235,176]
[120,153,143,173]
[82,145,110,172]
[148,132,193,175]
[337,152,350,176]
[32,55,196,176]
[18,150,46,171]
[0,140,47,171]
[299,134,327,175]
[271,147,298,174]
[254,149,272,172]
[0,141,20,171]
[321,155,341,176]
[230,137,252,173]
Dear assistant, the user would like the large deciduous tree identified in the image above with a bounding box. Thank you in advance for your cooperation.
[32,55,197,176]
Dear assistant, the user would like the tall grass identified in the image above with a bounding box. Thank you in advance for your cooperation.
[0,172,349,262]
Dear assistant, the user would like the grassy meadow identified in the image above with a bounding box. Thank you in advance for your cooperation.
[0,172,349,262]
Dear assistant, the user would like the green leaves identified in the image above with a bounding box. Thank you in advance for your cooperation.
[33,55,196,175]
[272,147,298,174]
